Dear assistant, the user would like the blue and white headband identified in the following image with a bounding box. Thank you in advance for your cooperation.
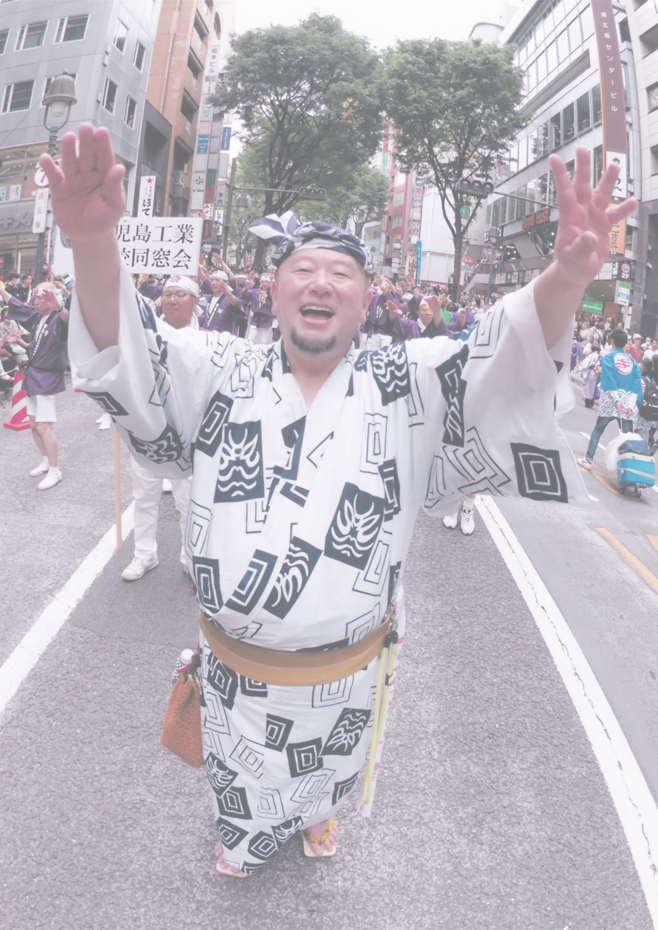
[249,212,373,273]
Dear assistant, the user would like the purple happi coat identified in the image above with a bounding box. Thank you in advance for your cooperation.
[7,298,68,395]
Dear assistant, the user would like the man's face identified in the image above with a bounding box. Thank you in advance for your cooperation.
[635,337,641,346]
[652,341,657,351]
[161,288,196,329]
[260,277,271,292]
[271,248,370,360]
[210,275,228,296]
[23,276,32,287]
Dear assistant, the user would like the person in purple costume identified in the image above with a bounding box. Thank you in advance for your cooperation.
[198,270,246,335]
[244,273,276,343]
[446,305,474,334]
[0,280,68,490]
[138,275,165,303]
[361,277,402,350]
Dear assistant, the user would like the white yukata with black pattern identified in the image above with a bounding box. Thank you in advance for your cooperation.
[69,265,585,873]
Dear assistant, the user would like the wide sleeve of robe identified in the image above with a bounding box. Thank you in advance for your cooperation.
[397,279,586,515]
[69,263,252,478]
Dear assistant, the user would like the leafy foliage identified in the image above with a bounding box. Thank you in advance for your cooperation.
[383,39,526,285]
[212,14,384,217]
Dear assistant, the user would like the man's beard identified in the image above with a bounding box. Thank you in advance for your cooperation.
[290,327,337,355]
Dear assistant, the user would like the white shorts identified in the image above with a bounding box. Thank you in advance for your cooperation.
[26,394,57,422]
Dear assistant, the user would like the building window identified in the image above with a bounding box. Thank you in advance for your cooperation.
[592,85,602,124]
[640,23,658,58]
[180,90,198,121]
[188,50,202,88]
[194,12,208,51]
[515,185,526,221]
[390,213,403,229]
[55,14,88,43]
[214,13,221,38]
[124,95,136,128]
[102,78,117,113]
[134,41,145,70]
[391,191,404,207]
[15,21,47,50]
[550,112,561,149]
[651,145,658,176]
[577,92,591,134]
[563,103,575,142]
[113,20,128,53]
[565,159,575,181]
[0,29,7,54]
[2,80,34,112]
[518,136,528,171]
[593,146,604,185]
[648,83,658,112]
[619,18,631,44]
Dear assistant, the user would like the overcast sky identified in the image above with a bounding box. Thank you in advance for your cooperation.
[234,0,515,48]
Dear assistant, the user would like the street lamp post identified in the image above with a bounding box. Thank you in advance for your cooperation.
[34,72,76,285]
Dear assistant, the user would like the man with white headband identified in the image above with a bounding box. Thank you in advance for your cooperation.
[121,275,198,581]
[198,269,246,336]
[42,125,636,876]
[0,279,68,490]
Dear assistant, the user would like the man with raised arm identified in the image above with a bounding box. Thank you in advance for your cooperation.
[40,124,636,877]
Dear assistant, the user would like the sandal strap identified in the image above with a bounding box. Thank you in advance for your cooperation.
[303,818,335,846]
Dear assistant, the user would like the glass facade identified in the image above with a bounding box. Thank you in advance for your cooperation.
[513,0,595,102]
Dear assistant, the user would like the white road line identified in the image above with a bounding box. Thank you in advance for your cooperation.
[0,504,134,719]
[476,494,658,928]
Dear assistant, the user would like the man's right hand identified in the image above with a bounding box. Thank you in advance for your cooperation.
[38,125,124,350]
[39,124,126,243]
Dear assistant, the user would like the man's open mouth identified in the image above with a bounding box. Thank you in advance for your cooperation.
[300,306,334,319]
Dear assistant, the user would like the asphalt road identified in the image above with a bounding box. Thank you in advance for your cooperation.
[0,378,654,930]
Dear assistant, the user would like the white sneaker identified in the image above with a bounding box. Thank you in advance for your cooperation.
[121,555,159,581]
[38,469,62,490]
[30,460,49,477]
[162,479,173,492]
[578,457,592,470]
[442,511,459,529]
[460,507,475,536]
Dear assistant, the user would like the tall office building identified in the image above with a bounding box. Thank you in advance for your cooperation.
[0,0,162,274]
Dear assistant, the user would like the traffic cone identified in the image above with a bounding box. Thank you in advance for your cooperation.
[3,370,30,431]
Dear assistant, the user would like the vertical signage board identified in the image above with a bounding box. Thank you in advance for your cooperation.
[592,0,627,255]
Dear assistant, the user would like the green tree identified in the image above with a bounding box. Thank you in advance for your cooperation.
[303,165,389,238]
[383,39,526,291]
[211,14,384,222]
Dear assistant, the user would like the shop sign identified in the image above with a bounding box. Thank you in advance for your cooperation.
[197,135,209,154]
[521,207,550,230]
[613,260,632,280]
[0,202,34,234]
[582,299,604,314]
[32,189,49,233]
[138,175,156,218]
[615,280,630,305]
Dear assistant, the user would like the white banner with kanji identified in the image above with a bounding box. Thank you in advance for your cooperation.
[53,217,203,275]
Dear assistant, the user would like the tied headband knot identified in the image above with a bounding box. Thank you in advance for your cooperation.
[249,212,373,273]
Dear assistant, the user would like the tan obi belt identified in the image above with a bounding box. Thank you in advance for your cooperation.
[199,605,396,687]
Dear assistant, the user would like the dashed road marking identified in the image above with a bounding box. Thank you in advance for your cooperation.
[0,504,135,719]
[477,495,658,928]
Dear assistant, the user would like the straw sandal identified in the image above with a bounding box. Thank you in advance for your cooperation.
[301,818,338,858]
